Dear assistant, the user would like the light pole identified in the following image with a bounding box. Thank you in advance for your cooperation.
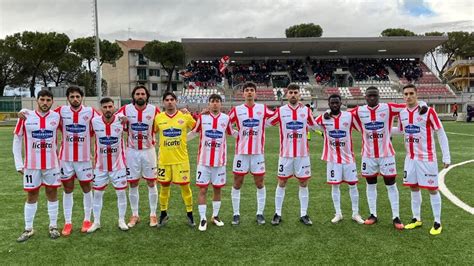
[93,0,101,100]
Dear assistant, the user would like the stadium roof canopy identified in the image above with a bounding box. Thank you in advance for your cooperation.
[182,37,448,61]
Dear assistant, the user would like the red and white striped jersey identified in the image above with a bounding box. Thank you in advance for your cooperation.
[117,103,160,150]
[91,115,126,172]
[192,113,233,167]
[268,104,316,157]
[315,111,356,164]
[228,103,274,155]
[56,105,98,162]
[351,102,405,158]
[398,107,445,162]
[13,110,60,170]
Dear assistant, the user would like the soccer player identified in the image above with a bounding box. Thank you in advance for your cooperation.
[18,86,98,235]
[188,94,236,231]
[228,82,274,225]
[267,84,316,226]
[13,90,61,242]
[154,92,196,228]
[117,86,160,228]
[348,86,427,229]
[316,94,365,224]
[396,84,450,235]
[87,98,129,232]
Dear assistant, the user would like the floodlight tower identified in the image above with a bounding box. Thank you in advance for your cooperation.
[92,0,101,99]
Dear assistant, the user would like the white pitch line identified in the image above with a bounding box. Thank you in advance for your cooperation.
[446,132,474,137]
[438,159,474,215]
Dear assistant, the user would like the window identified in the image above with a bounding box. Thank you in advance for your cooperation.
[137,69,147,80]
[152,83,158,91]
[149,69,160,76]
[138,53,147,65]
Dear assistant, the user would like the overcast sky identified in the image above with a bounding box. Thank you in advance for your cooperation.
[0,0,472,41]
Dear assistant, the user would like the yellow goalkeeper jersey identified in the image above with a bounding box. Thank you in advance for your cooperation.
[154,111,196,165]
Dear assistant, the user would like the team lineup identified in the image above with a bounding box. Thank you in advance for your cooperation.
[12,82,451,242]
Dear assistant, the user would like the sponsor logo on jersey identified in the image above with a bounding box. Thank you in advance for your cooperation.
[99,136,119,145]
[205,130,224,139]
[404,124,421,134]
[163,128,182,137]
[364,121,385,131]
[242,130,258,136]
[287,132,303,139]
[32,129,54,139]
[286,121,304,130]
[328,130,347,139]
[65,124,86,133]
[243,119,260,127]
[131,122,149,131]
[204,140,222,148]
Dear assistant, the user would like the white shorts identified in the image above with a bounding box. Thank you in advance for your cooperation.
[327,162,358,185]
[403,157,439,190]
[233,154,265,176]
[361,156,397,178]
[196,165,226,188]
[23,168,61,191]
[60,161,94,182]
[126,148,157,181]
[93,169,128,190]
[277,156,311,179]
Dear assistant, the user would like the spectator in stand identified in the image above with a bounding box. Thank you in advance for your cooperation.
[452,103,458,117]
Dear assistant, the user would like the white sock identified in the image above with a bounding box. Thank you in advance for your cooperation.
[411,190,422,221]
[148,185,158,216]
[92,190,104,224]
[331,185,342,215]
[47,200,59,228]
[212,201,221,217]
[63,192,73,223]
[275,186,286,216]
[430,192,442,224]
[198,204,207,221]
[83,191,92,221]
[299,186,309,217]
[116,189,127,221]
[386,184,400,219]
[366,183,377,217]
[256,187,266,215]
[349,185,359,216]
[24,202,37,230]
[129,186,139,216]
[231,187,241,215]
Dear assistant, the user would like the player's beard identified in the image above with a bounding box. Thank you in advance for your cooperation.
[40,104,51,113]
[289,97,298,105]
[104,111,113,119]
[70,101,81,108]
[135,98,146,106]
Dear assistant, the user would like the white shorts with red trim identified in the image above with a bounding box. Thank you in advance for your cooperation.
[60,161,93,182]
[93,168,128,190]
[327,162,357,185]
[23,168,61,191]
[196,165,226,187]
[278,156,311,179]
[403,157,439,190]
[361,156,397,178]
[233,154,265,176]
[126,147,157,181]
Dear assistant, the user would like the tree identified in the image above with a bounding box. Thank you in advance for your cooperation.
[70,37,123,70]
[43,52,83,87]
[4,31,70,96]
[0,39,29,96]
[100,39,123,66]
[424,31,474,78]
[381,28,416,37]
[142,40,185,91]
[285,23,323,38]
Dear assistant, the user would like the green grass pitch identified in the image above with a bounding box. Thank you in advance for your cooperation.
[0,122,473,264]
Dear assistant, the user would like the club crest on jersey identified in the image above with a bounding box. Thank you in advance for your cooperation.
[380,113,386,118]
[328,130,347,139]
[404,124,421,134]
[83,116,89,121]
[99,136,119,145]
[243,119,259,127]
[131,122,149,131]
[65,124,86,133]
[178,119,184,125]
[115,128,121,133]
[221,123,226,128]
[417,116,423,122]
[205,130,224,139]
[286,121,304,130]
[364,121,384,131]
[146,115,152,120]
[343,122,349,127]
[163,128,182,137]
[32,129,54,139]
[300,113,306,118]
[257,111,262,116]
[50,121,57,126]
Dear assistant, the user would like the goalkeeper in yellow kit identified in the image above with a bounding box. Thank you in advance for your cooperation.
[154,92,196,227]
